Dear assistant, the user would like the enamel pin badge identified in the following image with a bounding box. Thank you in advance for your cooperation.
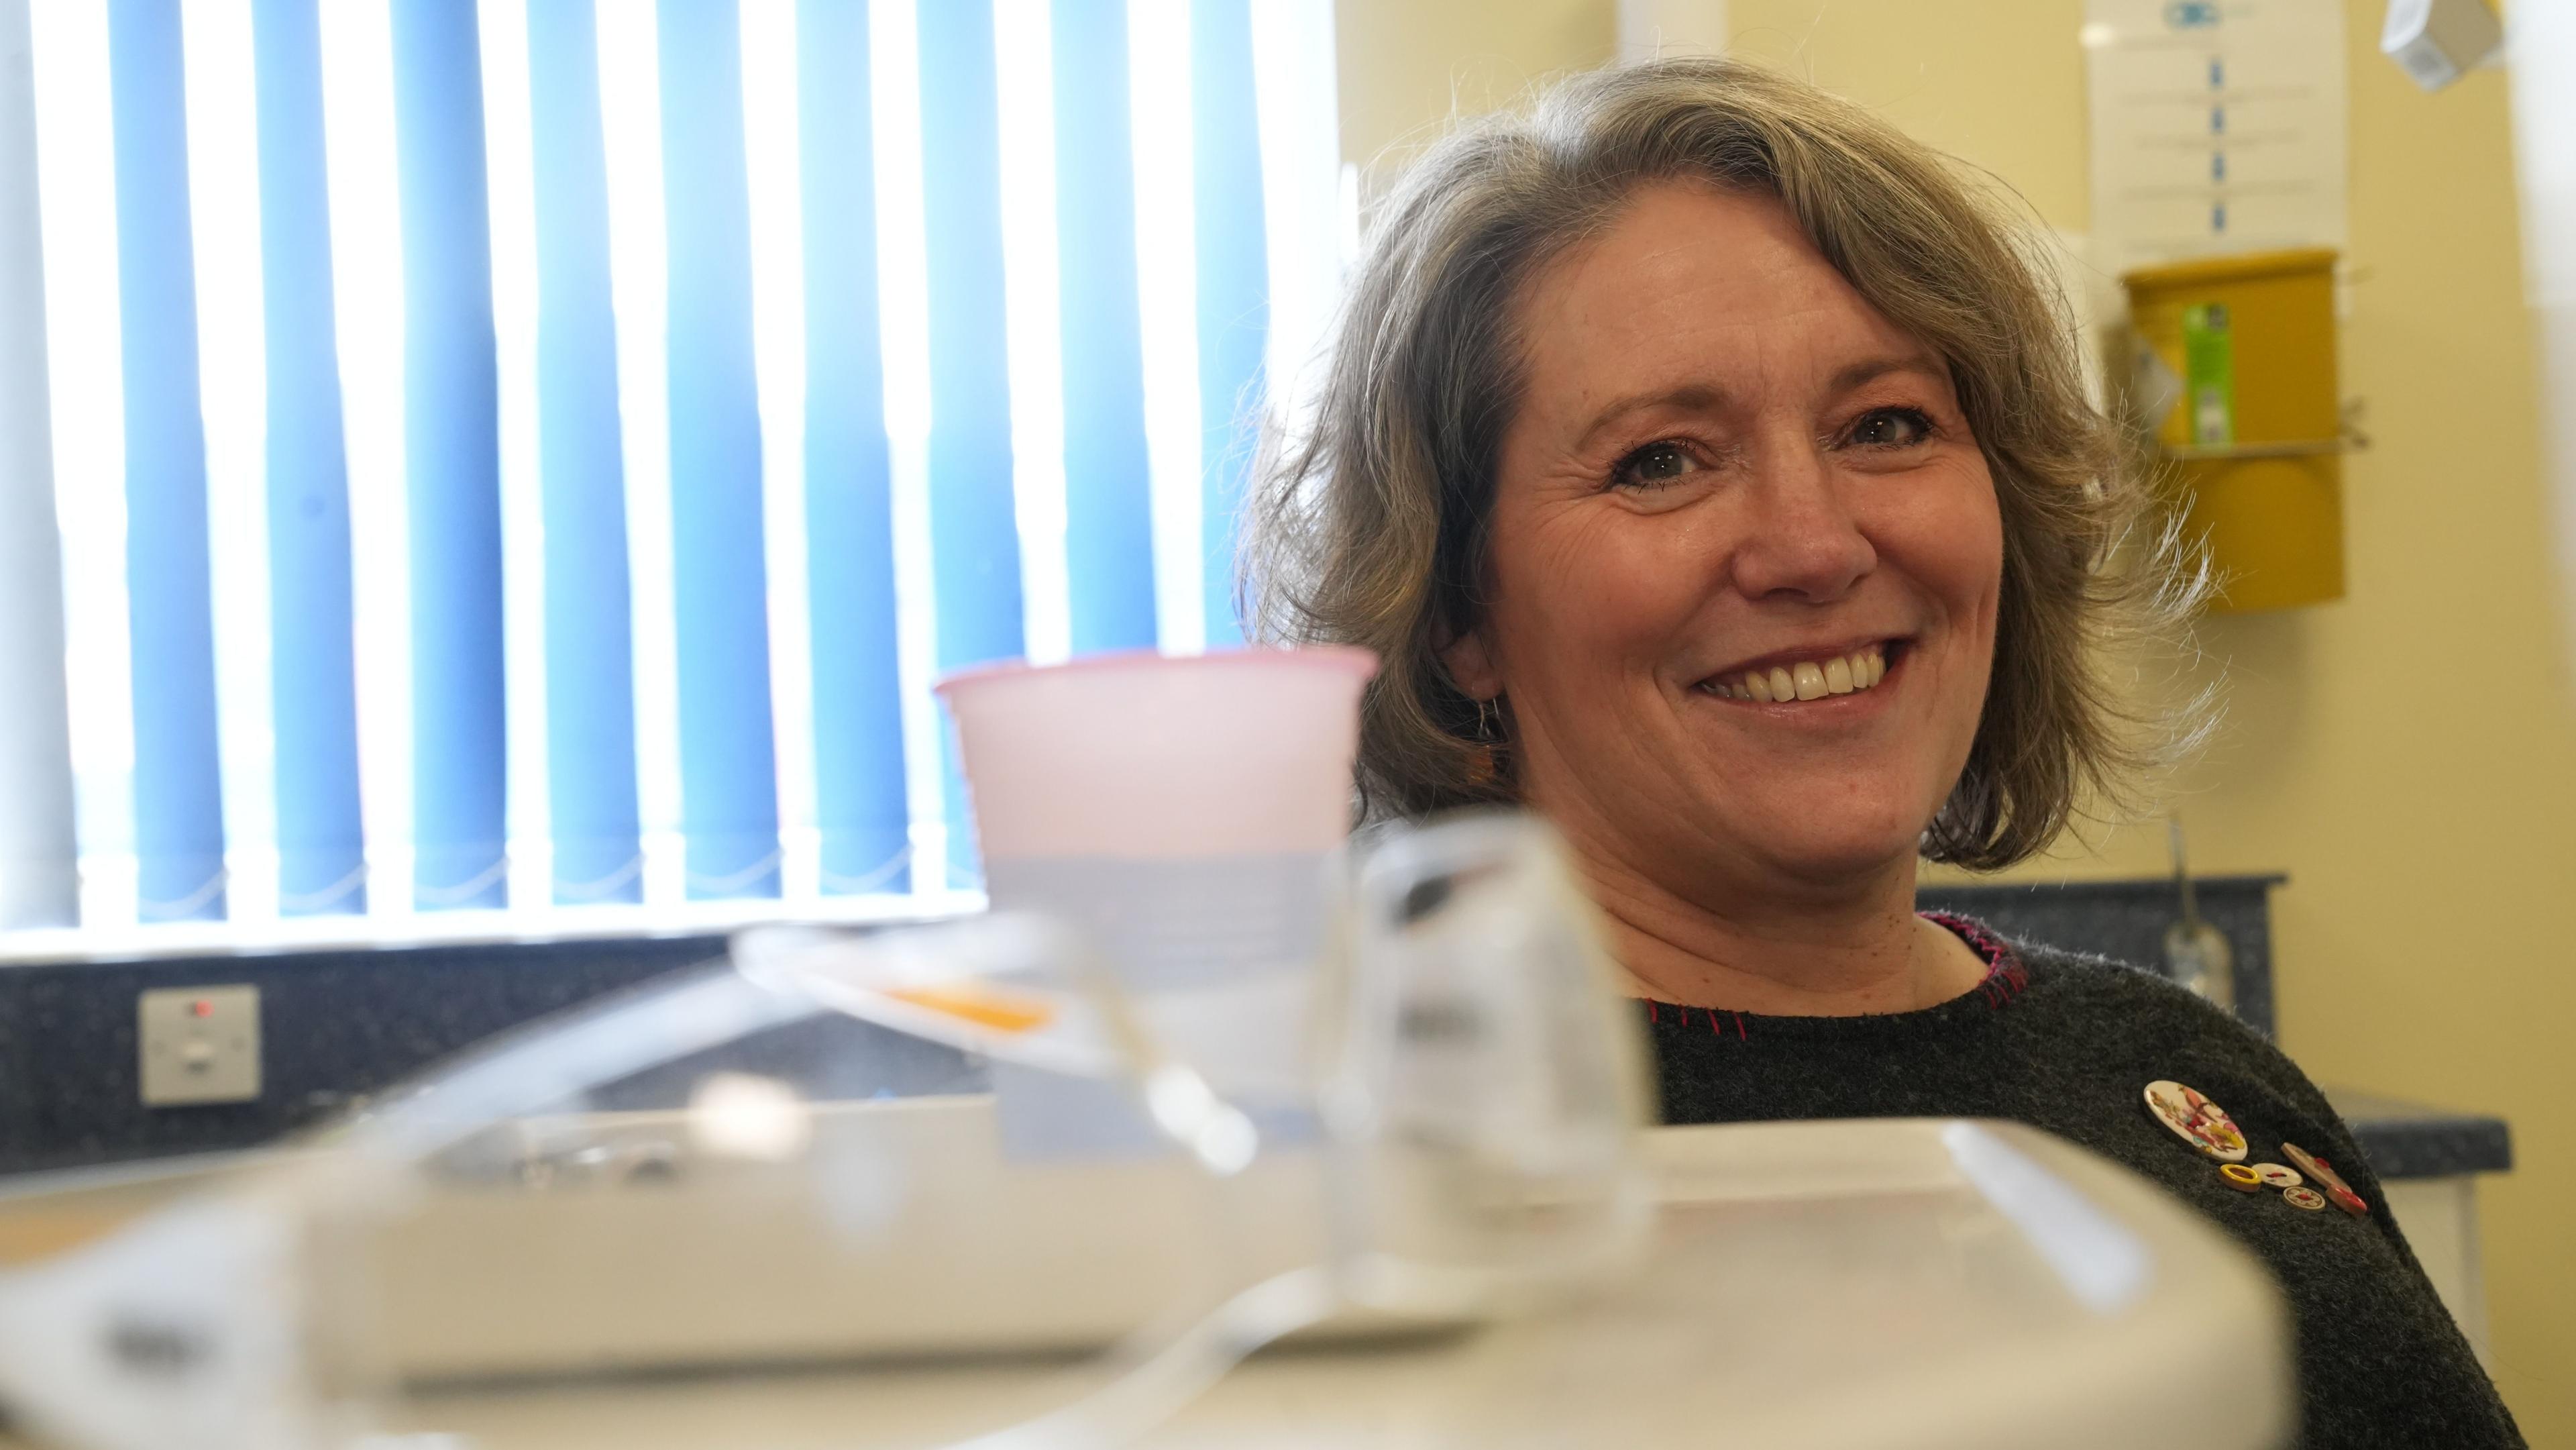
[2143,1080,2249,1162]
[2280,1142,2369,1217]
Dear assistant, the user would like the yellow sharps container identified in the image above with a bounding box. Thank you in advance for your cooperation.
[2122,248,2343,612]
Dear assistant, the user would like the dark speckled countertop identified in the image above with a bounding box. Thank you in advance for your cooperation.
[2326,1088,2515,1180]
[0,876,2514,1184]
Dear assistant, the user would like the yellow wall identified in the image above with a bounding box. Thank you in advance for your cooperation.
[1338,2,2575,1438]
[1337,0,1613,188]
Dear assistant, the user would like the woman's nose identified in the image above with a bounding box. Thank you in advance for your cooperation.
[1727,442,1876,603]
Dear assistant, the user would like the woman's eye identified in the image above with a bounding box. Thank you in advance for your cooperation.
[1845,407,1935,449]
[1611,440,1698,490]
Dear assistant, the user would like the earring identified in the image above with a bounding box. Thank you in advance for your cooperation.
[1466,694,1509,789]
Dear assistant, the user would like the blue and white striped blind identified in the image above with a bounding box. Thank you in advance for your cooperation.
[1,0,1344,936]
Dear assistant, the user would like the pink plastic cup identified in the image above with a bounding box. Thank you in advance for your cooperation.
[938,648,1379,1127]
[935,646,1378,864]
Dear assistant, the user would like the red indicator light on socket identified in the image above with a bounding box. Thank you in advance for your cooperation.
[191,1000,213,1018]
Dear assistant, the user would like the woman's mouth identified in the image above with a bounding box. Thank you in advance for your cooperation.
[1695,642,1898,703]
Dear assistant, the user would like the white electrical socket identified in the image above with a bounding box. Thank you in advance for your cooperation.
[138,985,262,1107]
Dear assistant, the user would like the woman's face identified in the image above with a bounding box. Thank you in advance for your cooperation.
[1450,181,2002,899]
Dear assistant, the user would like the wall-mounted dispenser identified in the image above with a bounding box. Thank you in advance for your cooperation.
[2124,248,2347,613]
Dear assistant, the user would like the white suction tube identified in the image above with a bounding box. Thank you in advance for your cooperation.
[2509,5,2576,660]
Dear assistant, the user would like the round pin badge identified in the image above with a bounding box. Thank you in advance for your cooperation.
[2218,1163,2265,1192]
[2250,1162,2303,1189]
[2280,1142,2369,1217]
[2282,1186,2328,1212]
[2143,1080,2249,1162]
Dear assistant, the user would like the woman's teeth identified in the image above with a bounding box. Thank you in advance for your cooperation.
[1705,645,1887,703]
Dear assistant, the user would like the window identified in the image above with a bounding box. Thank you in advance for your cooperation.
[0,0,1344,954]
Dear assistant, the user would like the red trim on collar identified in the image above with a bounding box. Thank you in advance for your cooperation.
[1919,909,2029,1006]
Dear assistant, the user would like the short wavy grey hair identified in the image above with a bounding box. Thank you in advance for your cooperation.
[1241,56,2199,871]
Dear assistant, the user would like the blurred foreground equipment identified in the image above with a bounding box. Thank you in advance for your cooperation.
[0,814,2292,1450]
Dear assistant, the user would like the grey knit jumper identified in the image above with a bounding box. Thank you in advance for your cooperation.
[1645,916,2523,1449]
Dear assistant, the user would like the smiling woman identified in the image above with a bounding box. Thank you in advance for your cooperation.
[1242,57,2186,1013]
[1452,181,2011,1013]
[1245,60,2187,879]
[1242,57,2524,1449]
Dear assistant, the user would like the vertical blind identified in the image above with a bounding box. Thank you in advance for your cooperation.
[0,0,1344,936]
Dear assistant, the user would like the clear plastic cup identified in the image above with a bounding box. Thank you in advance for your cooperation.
[1322,811,1656,1315]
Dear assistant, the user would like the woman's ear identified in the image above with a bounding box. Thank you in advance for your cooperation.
[1440,627,1501,703]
